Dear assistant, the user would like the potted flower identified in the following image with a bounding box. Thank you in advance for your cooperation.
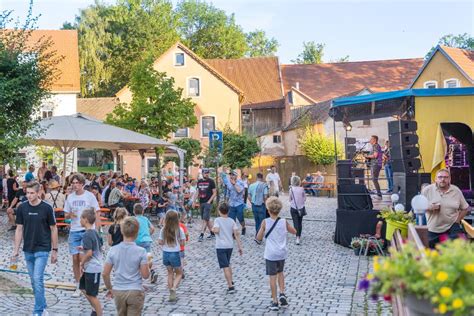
[378,207,415,240]
[351,236,385,256]
[359,239,474,315]
[351,237,364,255]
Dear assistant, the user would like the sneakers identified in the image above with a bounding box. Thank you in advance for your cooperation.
[268,301,279,311]
[169,288,177,302]
[254,238,262,245]
[296,237,301,245]
[72,287,81,298]
[150,269,158,284]
[241,227,246,236]
[198,234,204,242]
[8,225,17,231]
[206,233,215,239]
[90,311,97,316]
[227,286,236,294]
[279,293,289,307]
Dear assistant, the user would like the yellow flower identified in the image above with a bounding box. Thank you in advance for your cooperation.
[436,271,448,282]
[438,303,448,314]
[423,271,432,278]
[464,263,474,273]
[383,261,390,270]
[424,249,431,257]
[430,250,439,257]
[439,287,452,298]
[366,274,374,280]
[452,298,464,309]
[374,262,380,272]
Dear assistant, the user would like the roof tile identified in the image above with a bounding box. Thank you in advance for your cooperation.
[440,46,474,81]
[77,98,118,121]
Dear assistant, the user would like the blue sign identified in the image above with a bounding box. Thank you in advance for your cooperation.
[209,130,223,153]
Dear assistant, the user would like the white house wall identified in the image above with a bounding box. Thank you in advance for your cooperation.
[41,93,77,116]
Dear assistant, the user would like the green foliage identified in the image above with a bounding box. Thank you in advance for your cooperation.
[176,0,248,59]
[426,33,474,59]
[0,6,62,165]
[105,58,197,140]
[73,0,179,96]
[292,41,325,64]
[299,127,342,166]
[363,240,474,316]
[221,127,260,169]
[169,138,202,167]
[245,29,279,57]
[378,207,415,225]
[36,146,63,166]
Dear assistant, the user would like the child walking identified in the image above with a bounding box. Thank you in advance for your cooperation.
[212,203,243,294]
[159,210,186,302]
[133,203,158,283]
[107,207,128,246]
[79,208,104,316]
[103,217,150,316]
[256,197,296,311]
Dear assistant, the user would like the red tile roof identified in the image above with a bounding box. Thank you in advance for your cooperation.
[281,58,423,102]
[205,57,285,109]
[439,46,474,82]
[77,98,118,121]
[28,30,81,93]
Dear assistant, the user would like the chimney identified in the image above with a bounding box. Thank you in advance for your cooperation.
[295,82,300,90]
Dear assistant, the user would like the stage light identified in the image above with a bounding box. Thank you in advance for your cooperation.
[344,122,352,131]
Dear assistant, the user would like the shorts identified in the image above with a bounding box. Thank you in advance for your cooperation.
[162,251,181,268]
[158,211,165,219]
[80,272,101,297]
[136,241,152,253]
[216,248,233,269]
[180,250,185,259]
[200,203,212,221]
[68,230,85,255]
[266,259,285,276]
[229,204,245,223]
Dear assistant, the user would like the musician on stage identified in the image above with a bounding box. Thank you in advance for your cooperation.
[365,135,383,200]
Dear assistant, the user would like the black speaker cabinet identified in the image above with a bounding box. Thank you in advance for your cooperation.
[388,120,417,135]
[393,172,431,211]
[337,160,353,185]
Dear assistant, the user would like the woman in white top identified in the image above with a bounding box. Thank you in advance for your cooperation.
[289,176,306,245]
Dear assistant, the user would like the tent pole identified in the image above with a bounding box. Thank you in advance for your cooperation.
[178,149,185,187]
[62,150,67,185]
[139,150,146,179]
[112,150,118,172]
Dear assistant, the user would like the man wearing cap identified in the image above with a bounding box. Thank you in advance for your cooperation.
[45,180,65,209]
[221,170,246,235]
[197,168,216,242]
[108,182,125,208]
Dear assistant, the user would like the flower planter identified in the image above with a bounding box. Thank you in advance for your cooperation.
[404,294,453,316]
[353,248,361,256]
[385,219,408,241]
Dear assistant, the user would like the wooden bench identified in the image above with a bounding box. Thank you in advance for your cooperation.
[302,182,336,198]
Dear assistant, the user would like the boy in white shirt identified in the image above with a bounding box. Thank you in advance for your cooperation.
[256,197,296,311]
[212,203,243,294]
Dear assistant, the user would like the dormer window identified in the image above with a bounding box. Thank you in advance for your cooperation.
[444,78,460,88]
[423,80,437,89]
[174,53,185,66]
[188,77,200,97]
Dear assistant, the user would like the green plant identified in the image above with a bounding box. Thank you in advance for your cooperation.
[359,239,474,315]
[299,127,343,166]
[377,207,415,225]
[351,237,365,249]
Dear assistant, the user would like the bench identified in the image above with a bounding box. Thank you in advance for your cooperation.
[302,182,336,198]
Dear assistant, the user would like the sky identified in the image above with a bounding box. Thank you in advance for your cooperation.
[2,0,473,63]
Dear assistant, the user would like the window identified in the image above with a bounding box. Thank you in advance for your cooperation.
[273,135,282,143]
[201,116,215,137]
[42,110,53,119]
[147,158,157,175]
[174,53,185,66]
[444,78,460,88]
[362,119,371,126]
[288,91,294,104]
[174,128,188,138]
[242,110,251,122]
[188,78,200,96]
[423,81,437,89]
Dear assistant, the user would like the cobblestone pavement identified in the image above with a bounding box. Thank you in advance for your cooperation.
[0,195,391,315]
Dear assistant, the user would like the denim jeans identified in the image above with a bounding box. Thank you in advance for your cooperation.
[384,163,393,192]
[229,204,245,224]
[24,251,50,314]
[252,203,266,234]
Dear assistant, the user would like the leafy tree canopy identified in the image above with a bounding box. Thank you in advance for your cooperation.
[292,41,325,64]
[170,138,202,168]
[426,33,474,59]
[220,126,260,170]
[299,127,342,166]
[245,29,278,57]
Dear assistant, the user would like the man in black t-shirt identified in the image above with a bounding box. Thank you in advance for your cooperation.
[6,181,28,231]
[12,181,58,315]
[197,168,217,242]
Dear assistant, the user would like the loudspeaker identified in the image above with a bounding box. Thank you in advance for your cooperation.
[345,137,356,145]
[392,159,421,173]
[352,168,365,185]
[388,120,417,134]
[337,160,353,185]
[337,184,373,211]
[345,137,356,159]
[390,134,419,147]
[393,172,431,210]
[391,146,420,160]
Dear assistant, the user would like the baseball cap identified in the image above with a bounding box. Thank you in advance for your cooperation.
[230,170,238,176]
[202,168,210,174]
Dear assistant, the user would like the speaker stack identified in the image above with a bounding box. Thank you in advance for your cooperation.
[345,137,356,160]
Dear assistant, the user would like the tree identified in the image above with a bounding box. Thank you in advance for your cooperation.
[61,21,75,30]
[175,0,248,58]
[426,33,474,58]
[245,30,278,57]
[0,7,62,166]
[69,0,179,96]
[221,127,260,170]
[292,41,325,64]
[168,138,201,168]
[299,127,342,166]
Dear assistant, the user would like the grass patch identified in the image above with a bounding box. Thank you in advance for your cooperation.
[77,166,109,174]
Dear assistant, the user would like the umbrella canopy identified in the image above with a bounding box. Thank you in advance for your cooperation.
[34,113,177,152]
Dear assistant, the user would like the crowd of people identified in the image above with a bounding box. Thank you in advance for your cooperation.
[3,163,323,315]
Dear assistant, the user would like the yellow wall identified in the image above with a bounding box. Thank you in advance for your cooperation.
[117,44,241,146]
[412,51,473,88]
[415,95,474,172]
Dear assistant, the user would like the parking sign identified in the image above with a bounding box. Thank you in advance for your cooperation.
[209,130,223,153]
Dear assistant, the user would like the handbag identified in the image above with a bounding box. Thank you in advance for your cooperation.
[290,186,307,217]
